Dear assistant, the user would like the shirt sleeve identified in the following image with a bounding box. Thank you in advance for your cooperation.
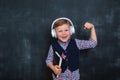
[75,38,97,50]
[45,45,54,65]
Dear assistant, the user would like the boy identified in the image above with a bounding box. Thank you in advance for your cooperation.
[46,17,97,80]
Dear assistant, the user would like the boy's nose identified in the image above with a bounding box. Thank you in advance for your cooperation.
[62,31,66,35]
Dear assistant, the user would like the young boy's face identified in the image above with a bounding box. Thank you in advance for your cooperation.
[55,23,71,42]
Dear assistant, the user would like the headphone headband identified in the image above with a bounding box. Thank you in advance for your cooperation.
[51,17,74,30]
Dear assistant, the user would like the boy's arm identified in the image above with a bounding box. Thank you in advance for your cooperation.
[90,26,97,43]
[47,62,55,71]
[46,45,61,75]
[84,22,97,43]
[47,62,61,76]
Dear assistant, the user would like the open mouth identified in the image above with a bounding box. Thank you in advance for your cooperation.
[61,36,67,39]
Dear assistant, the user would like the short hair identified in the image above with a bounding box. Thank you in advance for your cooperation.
[53,19,71,29]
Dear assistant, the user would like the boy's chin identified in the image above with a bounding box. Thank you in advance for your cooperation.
[60,39,68,42]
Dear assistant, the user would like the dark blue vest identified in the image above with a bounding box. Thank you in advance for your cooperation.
[52,39,80,73]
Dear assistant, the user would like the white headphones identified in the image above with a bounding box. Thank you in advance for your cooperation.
[51,17,75,38]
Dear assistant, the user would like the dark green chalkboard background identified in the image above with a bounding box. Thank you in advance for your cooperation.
[0,0,120,80]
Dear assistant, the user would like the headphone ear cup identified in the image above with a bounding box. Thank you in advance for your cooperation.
[51,29,56,38]
[70,26,75,35]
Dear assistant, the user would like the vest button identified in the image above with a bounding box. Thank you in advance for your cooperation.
[65,51,67,53]
[66,59,68,61]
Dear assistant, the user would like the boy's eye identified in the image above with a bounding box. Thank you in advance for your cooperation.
[65,29,68,31]
[58,30,62,32]
[58,29,69,32]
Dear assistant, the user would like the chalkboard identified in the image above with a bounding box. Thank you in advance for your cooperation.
[0,0,120,80]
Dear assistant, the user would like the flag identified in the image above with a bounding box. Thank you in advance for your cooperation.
[61,53,66,59]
